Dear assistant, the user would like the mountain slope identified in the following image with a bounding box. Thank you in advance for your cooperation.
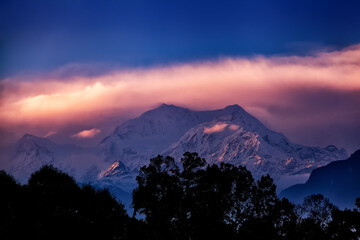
[100,104,348,181]
[8,134,105,183]
[163,121,346,178]
[99,104,206,169]
[6,104,349,203]
[280,150,360,209]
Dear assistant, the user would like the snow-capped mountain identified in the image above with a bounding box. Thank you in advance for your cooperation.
[163,122,347,178]
[8,134,105,183]
[100,104,276,169]
[5,104,348,203]
[100,104,348,180]
[99,104,207,169]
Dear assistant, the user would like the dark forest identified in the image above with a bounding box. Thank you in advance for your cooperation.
[1,152,360,240]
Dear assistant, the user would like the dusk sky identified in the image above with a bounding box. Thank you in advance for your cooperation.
[1,0,360,152]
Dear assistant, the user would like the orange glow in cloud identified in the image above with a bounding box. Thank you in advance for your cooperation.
[229,124,240,131]
[44,130,57,137]
[203,123,241,134]
[204,123,229,134]
[72,129,101,138]
[0,44,360,150]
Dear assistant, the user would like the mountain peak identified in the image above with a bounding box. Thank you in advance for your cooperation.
[159,103,175,108]
[156,103,187,111]
[154,103,246,114]
[139,103,192,119]
[223,104,247,113]
[224,104,242,109]
[19,133,42,142]
[16,134,54,150]
[19,133,54,143]
[22,133,36,138]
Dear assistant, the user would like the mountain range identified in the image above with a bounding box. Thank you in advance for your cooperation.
[6,134,106,184]
[99,104,347,180]
[280,150,360,209]
[2,104,349,207]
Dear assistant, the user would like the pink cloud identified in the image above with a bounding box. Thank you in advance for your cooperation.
[72,128,101,138]
[0,44,360,151]
[229,124,240,131]
[44,130,57,137]
[204,123,228,134]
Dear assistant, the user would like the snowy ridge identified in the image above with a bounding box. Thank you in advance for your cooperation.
[100,104,348,181]
[100,104,206,169]
[163,121,347,178]
[8,134,106,183]
[6,104,348,198]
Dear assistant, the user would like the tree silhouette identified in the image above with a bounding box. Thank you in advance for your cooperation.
[328,208,360,239]
[187,163,235,239]
[295,194,335,239]
[0,170,22,239]
[132,155,183,240]
[238,174,281,240]
[298,194,335,228]
[181,151,206,172]
[0,165,129,240]
[132,152,299,240]
[2,152,360,240]
[356,197,360,210]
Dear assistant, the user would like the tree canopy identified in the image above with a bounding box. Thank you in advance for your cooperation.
[1,152,360,240]
[132,152,360,240]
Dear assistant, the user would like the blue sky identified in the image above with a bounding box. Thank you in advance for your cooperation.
[1,0,360,153]
[1,0,360,78]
